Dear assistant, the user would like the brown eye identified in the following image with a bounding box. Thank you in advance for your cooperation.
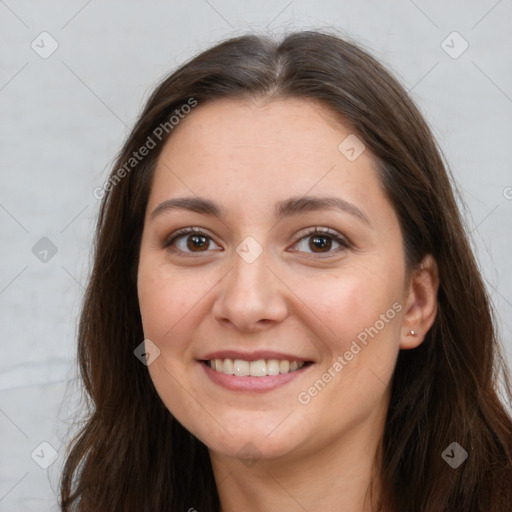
[293,228,349,256]
[164,228,222,255]
[309,235,333,252]
[186,234,209,252]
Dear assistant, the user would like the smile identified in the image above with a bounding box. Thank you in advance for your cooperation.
[206,358,307,377]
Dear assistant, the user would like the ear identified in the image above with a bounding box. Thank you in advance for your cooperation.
[400,254,439,350]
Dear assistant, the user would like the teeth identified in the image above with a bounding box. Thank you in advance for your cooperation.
[222,358,234,374]
[266,359,280,375]
[233,359,249,376]
[208,358,306,377]
[249,359,266,377]
[279,360,290,373]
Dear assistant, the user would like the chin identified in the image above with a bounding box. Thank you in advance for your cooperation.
[192,414,308,463]
[206,434,300,464]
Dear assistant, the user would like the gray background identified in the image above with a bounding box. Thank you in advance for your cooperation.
[1,0,511,509]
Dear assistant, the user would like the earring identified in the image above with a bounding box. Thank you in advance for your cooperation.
[409,330,417,336]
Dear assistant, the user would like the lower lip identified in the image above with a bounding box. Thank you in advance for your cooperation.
[200,361,311,393]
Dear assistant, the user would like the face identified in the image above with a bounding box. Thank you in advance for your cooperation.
[137,97,410,463]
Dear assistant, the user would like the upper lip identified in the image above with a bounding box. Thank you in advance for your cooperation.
[199,350,313,362]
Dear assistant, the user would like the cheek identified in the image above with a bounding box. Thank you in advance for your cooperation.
[293,271,402,435]
[137,257,207,345]
[137,261,209,429]
[304,264,403,348]
[298,264,403,403]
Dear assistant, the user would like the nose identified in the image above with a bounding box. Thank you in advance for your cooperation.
[212,249,288,333]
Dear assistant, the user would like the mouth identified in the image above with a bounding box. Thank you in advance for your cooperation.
[198,352,315,392]
[202,358,312,377]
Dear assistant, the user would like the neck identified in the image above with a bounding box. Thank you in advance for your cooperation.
[209,406,387,512]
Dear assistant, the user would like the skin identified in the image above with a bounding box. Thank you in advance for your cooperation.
[137,97,439,512]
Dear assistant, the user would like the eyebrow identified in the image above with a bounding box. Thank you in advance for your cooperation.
[150,195,370,225]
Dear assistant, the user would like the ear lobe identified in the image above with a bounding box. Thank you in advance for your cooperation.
[399,254,439,350]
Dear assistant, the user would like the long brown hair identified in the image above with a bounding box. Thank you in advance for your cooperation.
[60,30,512,511]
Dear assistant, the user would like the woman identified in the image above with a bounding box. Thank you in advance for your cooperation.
[60,30,512,511]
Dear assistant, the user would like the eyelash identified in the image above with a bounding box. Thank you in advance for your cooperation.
[163,226,350,258]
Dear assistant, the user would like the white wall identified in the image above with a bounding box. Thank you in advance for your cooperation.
[1,1,511,509]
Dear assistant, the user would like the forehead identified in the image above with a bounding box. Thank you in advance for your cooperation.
[147,97,392,226]
[157,96,359,166]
